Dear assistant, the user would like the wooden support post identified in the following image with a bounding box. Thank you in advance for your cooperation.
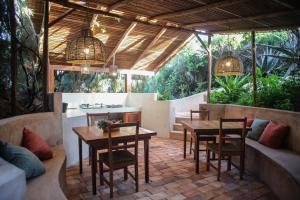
[9,0,17,115]
[43,0,49,111]
[124,74,128,92]
[125,73,132,93]
[49,67,55,93]
[194,33,208,53]
[251,31,257,106]
[207,35,212,103]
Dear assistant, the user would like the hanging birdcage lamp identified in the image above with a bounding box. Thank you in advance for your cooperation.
[215,35,243,76]
[65,17,106,65]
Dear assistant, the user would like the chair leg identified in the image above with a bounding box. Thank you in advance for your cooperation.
[99,159,104,186]
[227,156,232,171]
[124,167,128,180]
[109,169,113,198]
[217,154,222,181]
[212,139,216,160]
[206,149,210,171]
[135,162,139,192]
[240,153,245,180]
[189,137,193,155]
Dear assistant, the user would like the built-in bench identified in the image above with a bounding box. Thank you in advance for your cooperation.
[199,103,300,200]
[0,112,67,200]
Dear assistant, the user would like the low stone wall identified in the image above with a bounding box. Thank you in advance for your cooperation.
[199,103,300,153]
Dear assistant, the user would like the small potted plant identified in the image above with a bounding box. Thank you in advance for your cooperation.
[97,119,121,132]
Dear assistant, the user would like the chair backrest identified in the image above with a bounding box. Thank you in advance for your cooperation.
[107,121,140,166]
[86,113,110,126]
[190,109,210,121]
[219,117,247,151]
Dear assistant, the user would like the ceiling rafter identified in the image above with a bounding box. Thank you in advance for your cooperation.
[48,8,76,28]
[211,24,300,34]
[131,28,167,70]
[271,0,296,9]
[48,0,208,35]
[151,0,246,20]
[184,10,299,28]
[104,22,137,67]
[108,0,134,11]
[153,34,194,72]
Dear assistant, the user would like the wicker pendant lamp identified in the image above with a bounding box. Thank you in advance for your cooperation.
[65,26,106,65]
[215,35,243,76]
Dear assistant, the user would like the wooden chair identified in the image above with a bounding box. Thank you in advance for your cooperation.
[87,113,110,165]
[206,118,247,181]
[99,121,139,198]
[189,109,216,156]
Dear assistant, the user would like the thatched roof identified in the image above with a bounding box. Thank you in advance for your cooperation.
[28,0,300,71]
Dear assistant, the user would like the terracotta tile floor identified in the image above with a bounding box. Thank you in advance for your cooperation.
[66,137,276,200]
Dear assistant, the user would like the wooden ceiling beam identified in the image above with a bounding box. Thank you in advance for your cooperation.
[89,5,103,31]
[152,0,245,20]
[48,8,75,28]
[184,10,298,28]
[51,65,107,72]
[108,0,134,11]
[271,0,296,9]
[131,28,167,70]
[47,0,208,35]
[153,34,194,72]
[211,24,300,34]
[105,22,137,67]
[214,7,268,27]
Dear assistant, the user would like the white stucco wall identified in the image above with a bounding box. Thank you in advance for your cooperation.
[126,93,170,138]
[62,93,128,108]
[169,92,207,127]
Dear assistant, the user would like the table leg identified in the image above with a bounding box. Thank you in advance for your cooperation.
[78,136,82,174]
[144,139,149,183]
[195,133,200,174]
[91,147,97,195]
[183,128,187,159]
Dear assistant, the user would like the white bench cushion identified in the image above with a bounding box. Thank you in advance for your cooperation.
[0,157,26,200]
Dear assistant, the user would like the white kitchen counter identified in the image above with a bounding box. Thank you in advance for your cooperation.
[62,106,141,167]
[64,106,141,119]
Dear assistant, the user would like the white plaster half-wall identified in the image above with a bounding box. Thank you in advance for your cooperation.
[63,115,89,167]
[62,93,128,108]
[126,93,170,138]
[169,92,207,128]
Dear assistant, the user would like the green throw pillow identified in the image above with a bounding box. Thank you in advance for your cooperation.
[247,118,270,141]
[0,140,45,179]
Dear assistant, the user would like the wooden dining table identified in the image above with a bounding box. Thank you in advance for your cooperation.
[180,119,251,174]
[72,126,157,195]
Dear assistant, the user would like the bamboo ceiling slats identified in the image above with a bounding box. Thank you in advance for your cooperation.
[28,0,300,71]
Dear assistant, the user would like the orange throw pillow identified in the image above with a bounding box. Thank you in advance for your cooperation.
[258,121,289,149]
[22,128,53,161]
[246,118,254,127]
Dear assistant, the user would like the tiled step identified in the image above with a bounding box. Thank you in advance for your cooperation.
[175,116,190,123]
[169,130,191,141]
[173,123,183,131]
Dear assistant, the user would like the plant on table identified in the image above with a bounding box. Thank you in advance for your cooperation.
[97,119,121,132]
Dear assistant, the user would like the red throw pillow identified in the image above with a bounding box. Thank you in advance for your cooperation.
[258,121,289,149]
[247,118,254,127]
[22,128,53,161]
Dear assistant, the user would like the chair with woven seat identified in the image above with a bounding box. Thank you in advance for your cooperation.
[86,113,110,165]
[206,117,247,181]
[99,121,139,198]
[189,109,216,157]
